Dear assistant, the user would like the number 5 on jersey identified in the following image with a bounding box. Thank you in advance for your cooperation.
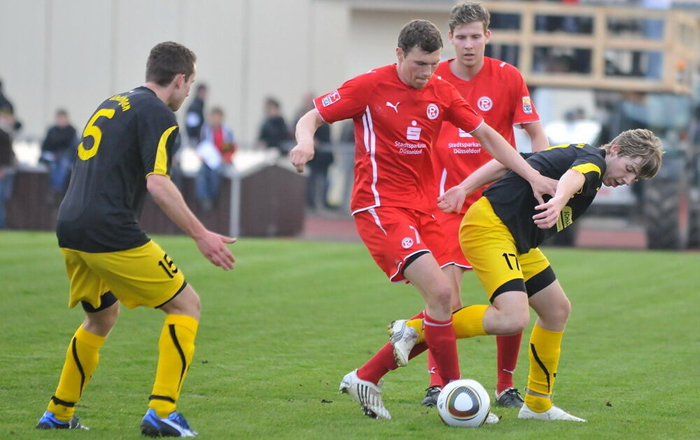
[78,108,116,161]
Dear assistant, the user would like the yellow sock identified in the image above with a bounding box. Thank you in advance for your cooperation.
[149,315,199,418]
[409,305,488,344]
[47,325,106,422]
[524,324,563,412]
[452,305,488,339]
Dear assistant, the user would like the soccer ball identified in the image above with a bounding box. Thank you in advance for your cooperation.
[436,379,491,428]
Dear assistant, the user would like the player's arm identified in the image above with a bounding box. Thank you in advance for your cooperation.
[532,169,586,229]
[471,123,557,204]
[289,109,325,173]
[437,159,508,213]
[147,174,236,270]
[521,121,549,152]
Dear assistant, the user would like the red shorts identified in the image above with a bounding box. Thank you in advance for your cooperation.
[354,207,451,283]
[435,209,472,269]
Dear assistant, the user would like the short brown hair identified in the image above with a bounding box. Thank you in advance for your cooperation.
[145,41,197,87]
[602,128,664,179]
[398,20,443,54]
[449,2,490,33]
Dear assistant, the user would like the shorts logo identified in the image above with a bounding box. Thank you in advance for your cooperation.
[401,237,414,249]
[522,96,533,114]
[407,120,421,140]
[427,103,440,120]
[477,96,493,112]
[321,90,341,107]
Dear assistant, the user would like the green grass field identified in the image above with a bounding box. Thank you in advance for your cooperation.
[0,231,698,439]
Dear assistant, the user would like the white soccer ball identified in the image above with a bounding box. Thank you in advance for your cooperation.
[436,378,491,428]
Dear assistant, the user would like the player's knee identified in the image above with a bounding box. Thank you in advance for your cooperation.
[541,296,571,326]
[432,285,454,310]
[509,312,530,334]
[84,304,119,336]
[499,307,529,334]
[557,297,572,323]
[190,290,201,316]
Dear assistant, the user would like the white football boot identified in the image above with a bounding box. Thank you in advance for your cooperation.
[339,370,391,419]
[518,403,587,422]
[484,412,501,424]
[387,320,418,367]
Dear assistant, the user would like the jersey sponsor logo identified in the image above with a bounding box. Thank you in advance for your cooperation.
[522,96,533,114]
[477,96,493,112]
[427,103,440,120]
[321,90,341,107]
[401,237,414,249]
[386,101,400,113]
[407,120,421,141]
[458,128,473,138]
[109,94,131,111]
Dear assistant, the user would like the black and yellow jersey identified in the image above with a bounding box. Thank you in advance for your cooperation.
[484,143,606,254]
[57,86,178,252]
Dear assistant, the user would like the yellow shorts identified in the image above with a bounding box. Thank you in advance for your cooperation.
[61,240,187,310]
[460,197,553,301]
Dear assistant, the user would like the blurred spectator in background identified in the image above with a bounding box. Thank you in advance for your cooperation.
[295,92,334,210]
[185,83,208,146]
[0,79,22,132]
[40,109,77,205]
[0,110,16,229]
[195,107,237,211]
[0,80,14,114]
[258,97,289,154]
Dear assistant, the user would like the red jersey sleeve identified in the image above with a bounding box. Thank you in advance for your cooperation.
[313,73,374,124]
[505,64,540,125]
[441,85,484,134]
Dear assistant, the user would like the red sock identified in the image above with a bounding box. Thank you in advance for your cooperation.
[356,343,397,384]
[496,333,522,394]
[423,314,460,384]
[426,350,444,388]
[356,311,425,385]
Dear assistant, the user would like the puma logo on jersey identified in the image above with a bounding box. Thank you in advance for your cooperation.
[386,101,400,113]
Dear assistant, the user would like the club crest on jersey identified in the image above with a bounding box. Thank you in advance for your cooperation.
[427,103,440,120]
[477,96,493,112]
[401,237,414,249]
[522,96,533,114]
[407,121,422,140]
[321,90,341,107]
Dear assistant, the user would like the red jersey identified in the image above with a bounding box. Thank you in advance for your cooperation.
[433,57,540,213]
[314,64,483,215]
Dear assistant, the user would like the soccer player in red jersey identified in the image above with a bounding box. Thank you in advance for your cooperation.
[420,2,550,409]
[290,19,556,420]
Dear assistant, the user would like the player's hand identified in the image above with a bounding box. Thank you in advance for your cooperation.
[529,173,558,205]
[532,196,567,230]
[195,231,236,270]
[438,186,468,213]
[289,141,315,173]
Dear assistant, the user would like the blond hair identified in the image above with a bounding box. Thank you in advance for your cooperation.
[602,129,664,179]
[449,2,490,33]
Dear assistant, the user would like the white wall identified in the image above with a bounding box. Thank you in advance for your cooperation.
[0,0,461,144]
